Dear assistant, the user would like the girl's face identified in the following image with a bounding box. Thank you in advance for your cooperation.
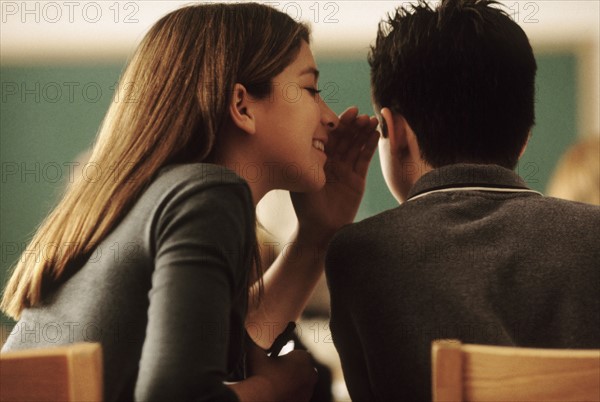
[252,41,339,192]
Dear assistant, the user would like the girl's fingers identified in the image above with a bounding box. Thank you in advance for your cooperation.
[344,128,371,163]
[326,108,356,157]
[337,115,376,162]
[354,114,371,127]
[339,106,359,126]
[331,125,355,158]
[354,130,380,177]
[328,112,378,164]
[368,116,379,131]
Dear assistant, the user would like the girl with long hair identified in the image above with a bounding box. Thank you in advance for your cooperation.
[1,3,378,401]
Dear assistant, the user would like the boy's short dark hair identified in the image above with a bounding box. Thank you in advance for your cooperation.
[369,0,537,169]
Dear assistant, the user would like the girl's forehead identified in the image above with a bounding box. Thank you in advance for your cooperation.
[281,41,318,77]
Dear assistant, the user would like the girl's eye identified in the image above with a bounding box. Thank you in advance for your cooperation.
[305,87,322,96]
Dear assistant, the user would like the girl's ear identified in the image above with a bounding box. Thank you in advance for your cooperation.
[229,83,256,135]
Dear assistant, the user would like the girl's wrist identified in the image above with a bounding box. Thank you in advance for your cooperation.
[294,224,336,252]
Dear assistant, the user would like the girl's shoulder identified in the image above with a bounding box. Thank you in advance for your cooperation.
[143,163,253,215]
[156,163,247,188]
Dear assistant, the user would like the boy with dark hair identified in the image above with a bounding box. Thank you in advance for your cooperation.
[325,0,600,400]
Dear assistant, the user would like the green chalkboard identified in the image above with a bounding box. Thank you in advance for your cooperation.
[0,52,578,326]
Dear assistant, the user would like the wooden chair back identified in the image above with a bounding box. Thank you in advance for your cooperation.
[0,342,103,402]
[432,339,600,401]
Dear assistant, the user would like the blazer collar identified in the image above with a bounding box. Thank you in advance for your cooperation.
[407,163,536,200]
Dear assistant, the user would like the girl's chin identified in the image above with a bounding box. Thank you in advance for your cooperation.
[290,181,325,194]
[307,164,327,191]
[286,168,327,193]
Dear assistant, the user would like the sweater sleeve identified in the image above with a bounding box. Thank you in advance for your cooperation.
[134,179,253,402]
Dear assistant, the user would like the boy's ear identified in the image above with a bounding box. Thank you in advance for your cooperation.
[229,83,256,135]
[519,131,531,158]
[381,107,409,154]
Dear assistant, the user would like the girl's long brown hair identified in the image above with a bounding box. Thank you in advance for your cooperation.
[2,3,309,319]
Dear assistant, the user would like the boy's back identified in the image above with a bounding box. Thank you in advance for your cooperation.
[326,164,600,401]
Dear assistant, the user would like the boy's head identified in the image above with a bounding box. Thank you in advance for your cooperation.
[369,0,537,170]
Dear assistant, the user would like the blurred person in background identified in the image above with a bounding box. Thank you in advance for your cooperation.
[547,136,600,205]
